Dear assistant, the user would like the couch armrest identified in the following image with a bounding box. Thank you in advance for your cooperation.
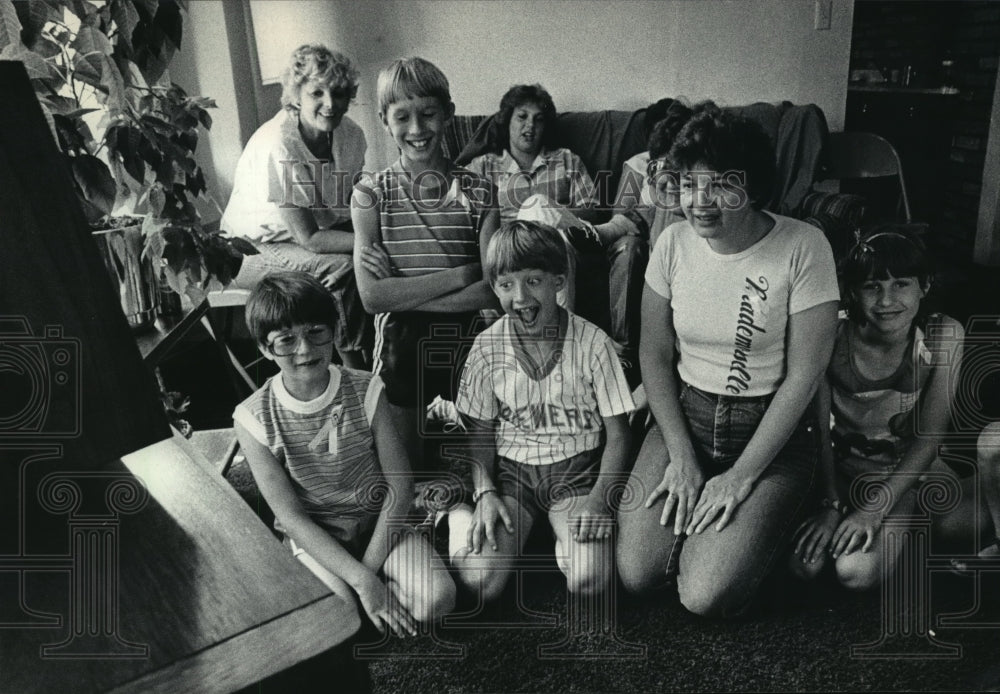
[799,191,866,261]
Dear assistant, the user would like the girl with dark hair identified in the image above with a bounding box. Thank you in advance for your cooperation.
[791,228,989,589]
[616,109,840,617]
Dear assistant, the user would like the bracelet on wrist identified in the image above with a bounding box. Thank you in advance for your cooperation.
[819,497,847,516]
[472,488,498,504]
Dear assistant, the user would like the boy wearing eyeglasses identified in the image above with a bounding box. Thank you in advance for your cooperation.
[233,271,456,637]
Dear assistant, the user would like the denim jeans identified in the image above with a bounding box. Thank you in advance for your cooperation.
[617,382,817,617]
[234,240,371,353]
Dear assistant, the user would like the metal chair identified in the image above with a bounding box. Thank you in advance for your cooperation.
[826,131,912,223]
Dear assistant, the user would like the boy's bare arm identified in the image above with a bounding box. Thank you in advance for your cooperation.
[351,189,478,313]
[362,390,416,571]
[279,206,355,254]
[411,202,501,312]
[234,421,373,588]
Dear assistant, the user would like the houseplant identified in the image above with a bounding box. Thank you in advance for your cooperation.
[0,0,254,324]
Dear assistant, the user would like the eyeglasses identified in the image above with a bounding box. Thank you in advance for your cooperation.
[266,325,334,356]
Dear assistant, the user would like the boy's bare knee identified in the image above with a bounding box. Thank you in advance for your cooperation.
[835,554,882,592]
[453,554,510,604]
[788,554,826,581]
[566,565,611,596]
[978,423,1000,469]
[406,576,457,624]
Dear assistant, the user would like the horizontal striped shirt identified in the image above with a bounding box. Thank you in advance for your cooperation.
[355,163,493,276]
[234,366,384,549]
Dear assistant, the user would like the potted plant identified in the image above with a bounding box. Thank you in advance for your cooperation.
[0,0,254,327]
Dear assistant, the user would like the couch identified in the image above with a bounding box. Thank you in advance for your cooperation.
[441,99,865,261]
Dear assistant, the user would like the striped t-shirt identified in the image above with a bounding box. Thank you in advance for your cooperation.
[456,312,635,466]
[354,162,493,275]
[233,366,384,552]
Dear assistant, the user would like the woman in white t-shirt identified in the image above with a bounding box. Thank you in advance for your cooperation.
[616,107,840,618]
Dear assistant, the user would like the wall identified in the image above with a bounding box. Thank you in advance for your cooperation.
[173,0,854,207]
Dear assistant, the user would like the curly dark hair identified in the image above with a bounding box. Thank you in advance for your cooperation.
[490,84,558,154]
[665,107,776,209]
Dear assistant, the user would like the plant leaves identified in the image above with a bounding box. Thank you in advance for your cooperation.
[70,25,113,86]
[148,183,166,216]
[155,0,182,50]
[0,0,22,52]
[110,0,140,47]
[15,0,58,49]
[71,154,116,218]
[227,236,259,256]
[0,42,59,80]
[98,53,127,115]
[108,124,145,183]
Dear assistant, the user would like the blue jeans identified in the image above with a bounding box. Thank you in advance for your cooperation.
[617,382,817,618]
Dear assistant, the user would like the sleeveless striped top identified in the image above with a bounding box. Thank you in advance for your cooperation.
[234,366,384,551]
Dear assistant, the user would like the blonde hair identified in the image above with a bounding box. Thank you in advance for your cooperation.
[281,44,359,111]
[485,220,568,285]
[376,57,451,117]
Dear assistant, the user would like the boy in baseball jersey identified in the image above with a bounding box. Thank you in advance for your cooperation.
[449,220,634,600]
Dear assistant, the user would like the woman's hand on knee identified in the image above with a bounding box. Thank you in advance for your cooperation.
[467,493,514,554]
[831,510,882,558]
[794,509,840,564]
[644,455,704,536]
[687,471,754,534]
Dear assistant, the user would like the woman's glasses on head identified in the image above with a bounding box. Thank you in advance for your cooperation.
[267,325,334,356]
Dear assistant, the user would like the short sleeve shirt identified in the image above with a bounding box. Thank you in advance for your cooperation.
[465,148,598,224]
[456,313,634,465]
[645,212,839,396]
[221,111,367,242]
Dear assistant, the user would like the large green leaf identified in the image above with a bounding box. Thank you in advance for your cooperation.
[70,25,113,87]
[0,0,21,51]
[71,153,116,217]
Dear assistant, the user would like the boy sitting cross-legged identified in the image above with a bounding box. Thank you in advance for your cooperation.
[232,271,456,637]
[448,220,635,600]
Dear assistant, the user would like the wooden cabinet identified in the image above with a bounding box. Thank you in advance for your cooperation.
[845,86,958,227]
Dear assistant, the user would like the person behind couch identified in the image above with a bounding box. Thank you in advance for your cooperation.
[233,271,456,636]
[447,220,634,601]
[221,44,369,370]
[351,57,500,470]
[616,108,840,618]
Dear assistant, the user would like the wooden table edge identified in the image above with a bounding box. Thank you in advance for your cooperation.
[107,592,360,694]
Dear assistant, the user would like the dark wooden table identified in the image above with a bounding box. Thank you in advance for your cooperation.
[1,431,360,693]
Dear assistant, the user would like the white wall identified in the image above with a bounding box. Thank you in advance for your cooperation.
[175,0,854,201]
